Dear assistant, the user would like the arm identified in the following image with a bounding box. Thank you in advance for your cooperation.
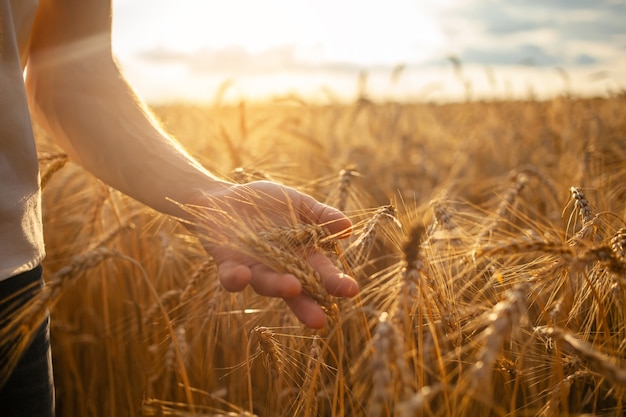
[26,0,225,217]
[26,0,357,328]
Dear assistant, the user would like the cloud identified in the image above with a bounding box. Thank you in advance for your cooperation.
[135,44,384,76]
[133,0,626,74]
[438,0,625,68]
[574,54,597,66]
[484,19,546,35]
[186,45,302,73]
[459,44,560,67]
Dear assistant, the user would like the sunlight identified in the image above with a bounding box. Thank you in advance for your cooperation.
[113,0,447,63]
[112,0,623,103]
[112,0,452,102]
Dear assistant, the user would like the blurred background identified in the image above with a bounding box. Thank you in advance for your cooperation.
[112,0,626,104]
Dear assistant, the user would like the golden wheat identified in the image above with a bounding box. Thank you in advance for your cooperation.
[6,95,623,416]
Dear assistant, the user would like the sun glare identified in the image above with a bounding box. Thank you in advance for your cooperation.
[111,0,454,102]
[113,0,446,63]
[113,0,621,103]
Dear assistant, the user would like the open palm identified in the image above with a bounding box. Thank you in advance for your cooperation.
[186,181,359,328]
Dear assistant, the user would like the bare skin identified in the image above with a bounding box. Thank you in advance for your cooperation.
[189,181,358,328]
[26,0,359,328]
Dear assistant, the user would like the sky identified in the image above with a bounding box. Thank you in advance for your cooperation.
[111,0,626,104]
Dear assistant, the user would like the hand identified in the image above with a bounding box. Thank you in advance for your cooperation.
[185,181,359,328]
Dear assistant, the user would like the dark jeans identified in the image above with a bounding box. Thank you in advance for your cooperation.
[0,265,55,417]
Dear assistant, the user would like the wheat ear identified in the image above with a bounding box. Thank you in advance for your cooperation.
[335,167,359,212]
[536,326,626,387]
[368,311,413,417]
[40,154,69,189]
[568,186,600,244]
[237,233,337,319]
[469,285,528,394]
[0,247,119,390]
[299,335,322,416]
[251,326,283,381]
[609,227,626,260]
[475,172,529,245]
[257,223,337,254]
[347,205,402,265]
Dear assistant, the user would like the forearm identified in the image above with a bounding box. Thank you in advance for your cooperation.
[26,47,228,218]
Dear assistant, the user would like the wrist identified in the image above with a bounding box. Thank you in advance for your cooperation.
[176,179,234,221]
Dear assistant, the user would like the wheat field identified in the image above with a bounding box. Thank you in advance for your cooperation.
[12,93,626,416]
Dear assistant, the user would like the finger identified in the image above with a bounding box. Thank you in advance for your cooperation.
[299,195,352,237]
[283,294,327,329]
[217,261,252,292]
[248,265,302,298]
[309,252,359,297]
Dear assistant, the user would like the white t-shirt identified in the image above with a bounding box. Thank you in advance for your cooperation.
[0,0,45,280]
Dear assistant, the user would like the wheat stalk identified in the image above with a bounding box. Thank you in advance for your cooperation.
[0,247,120,390]
[232,167,272,184]
[335,167,359,212]
[395,385,441,417]
[143,289,182,327]
[346,204,402,266]
[165,325,190,372]
[142,397,258,417]
[568,186,601,245]
[428,198,463,247]
[475,172,529,245]
[180,259,217,304]
[468,285,528,396]
[257,223,337,254]
[392,223,423,329]
[536,326,626,387]
[251,326,283,381]
[570,187,594,224]
[367,311,413,417]
[40,153,69,189]
[609,227,626,260]
[296,335,322,416]
[237,232,337,319]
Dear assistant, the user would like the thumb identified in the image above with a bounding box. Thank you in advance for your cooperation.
[299,195,352,238]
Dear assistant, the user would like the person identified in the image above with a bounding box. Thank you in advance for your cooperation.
[0,0,359,415]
